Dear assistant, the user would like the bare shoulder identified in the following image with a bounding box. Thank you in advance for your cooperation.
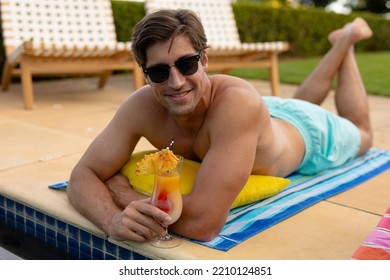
[201,75,271,151]
[208,75,267,120]
[120,86,160,115]
[96,85,171,153]
[114,86,166,130]
[210,74,260,95]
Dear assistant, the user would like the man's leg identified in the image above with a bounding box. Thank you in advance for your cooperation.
[294,17,373,155]
[332,42,373,156]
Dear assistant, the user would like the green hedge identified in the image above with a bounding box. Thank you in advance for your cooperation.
[111,0,145,42]
[232,4,390,57]
[110,1,390,56]
[1,1,389,77]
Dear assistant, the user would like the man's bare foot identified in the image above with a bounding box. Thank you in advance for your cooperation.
[328,28,344,44]
[328,17,373,45]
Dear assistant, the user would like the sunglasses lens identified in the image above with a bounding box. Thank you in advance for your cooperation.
[145,54,201,83]
[175,56,199,76]
[147,65,170,83]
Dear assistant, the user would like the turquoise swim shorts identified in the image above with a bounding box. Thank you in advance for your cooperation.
[263,96,361,175]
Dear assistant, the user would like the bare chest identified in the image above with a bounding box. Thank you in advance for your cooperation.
[147,124,210,162]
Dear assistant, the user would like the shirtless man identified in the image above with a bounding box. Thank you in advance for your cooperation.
[67,9,373,242]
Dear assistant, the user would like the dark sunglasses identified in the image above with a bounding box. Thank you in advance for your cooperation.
[143,52,201,83]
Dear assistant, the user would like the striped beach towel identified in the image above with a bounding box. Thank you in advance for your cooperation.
[352,207,390,260]
[194,148,390,251]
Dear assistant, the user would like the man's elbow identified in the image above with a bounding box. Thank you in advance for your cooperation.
[192,226,220,242]
[173,216,223,242]
[66,181,80,210]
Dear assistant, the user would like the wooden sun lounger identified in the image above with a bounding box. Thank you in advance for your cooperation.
[0,0,143,109]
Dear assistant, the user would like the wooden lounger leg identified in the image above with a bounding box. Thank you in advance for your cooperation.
[1,60,15,91]
[20,62,34,109]
[133,66,145,89]
[269,52,280,96]
[98,70,113,89]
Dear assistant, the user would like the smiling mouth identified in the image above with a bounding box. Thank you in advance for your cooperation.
[167,89,191,98]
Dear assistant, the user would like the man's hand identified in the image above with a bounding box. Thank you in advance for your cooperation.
[104,173,173,242]
[108,199,172,242]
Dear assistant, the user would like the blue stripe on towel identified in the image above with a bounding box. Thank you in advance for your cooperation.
[193,148,390,251]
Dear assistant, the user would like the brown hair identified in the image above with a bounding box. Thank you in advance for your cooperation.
[131,9,208,67]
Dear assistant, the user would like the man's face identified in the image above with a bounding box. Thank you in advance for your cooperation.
[144,36,208,117]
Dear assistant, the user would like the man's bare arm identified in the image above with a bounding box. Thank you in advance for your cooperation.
[67,92,171,241]
[170,85,265,241]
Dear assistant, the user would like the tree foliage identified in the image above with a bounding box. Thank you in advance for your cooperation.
[350,0,390,14]
[237,0,390,14]
[304,0,390,14]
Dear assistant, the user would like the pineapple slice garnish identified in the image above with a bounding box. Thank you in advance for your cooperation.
[136,149,179,175]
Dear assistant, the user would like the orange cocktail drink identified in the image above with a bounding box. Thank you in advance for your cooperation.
[151,171,182,224]
[136,148,183,248]
[149,155,183,248]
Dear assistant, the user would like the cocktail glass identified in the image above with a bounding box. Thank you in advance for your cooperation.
[149,156,183,248]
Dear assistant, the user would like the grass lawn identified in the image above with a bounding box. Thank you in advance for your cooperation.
[230,52,390,97]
